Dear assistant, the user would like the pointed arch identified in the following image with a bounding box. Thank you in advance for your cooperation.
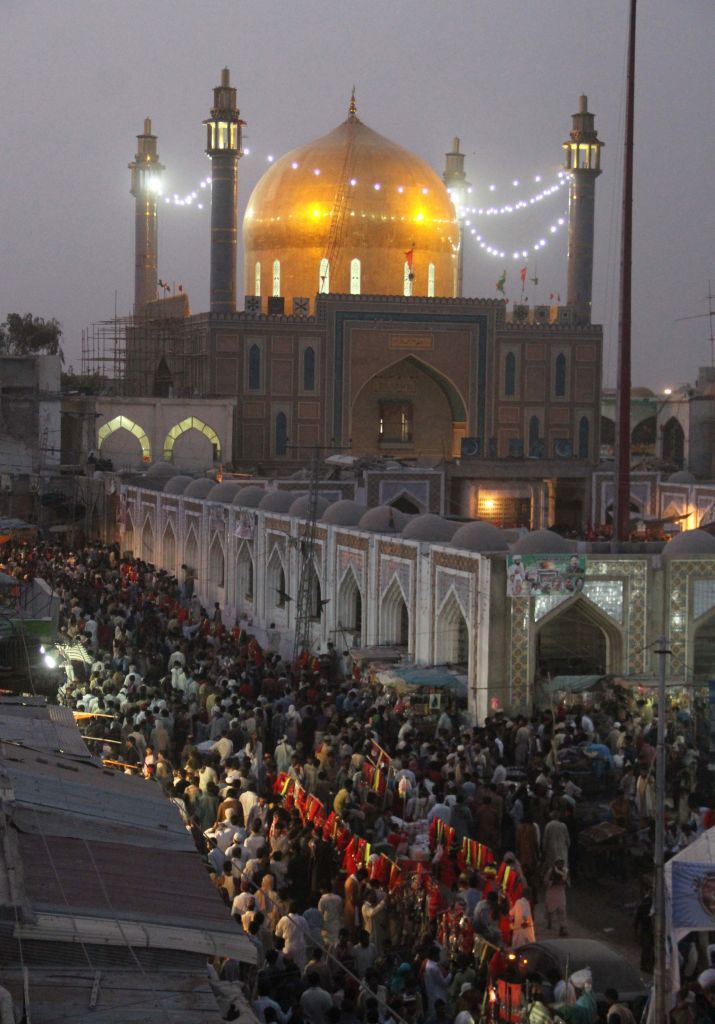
[338,567,363,637]
[184,525,199,578]
[267,547,287,610]
[254,261,261,297]
[236,541,255,604]
[380,576,410,648]
[352,355,468,424]
[208,534,225,589]
[272,260,281,297]
[427,263,435,298]
[662,417,685,469]
[123,509,135,555]
[535,593,624,677]
[141,516,154,562]
[163,417,221,462]
[318,258,330,294]
[504,352,516,397]
[350,258,361,295]
[97,416,151,462]
[388,492,423,515]
[435,590,470,666]
[162,520,177,572]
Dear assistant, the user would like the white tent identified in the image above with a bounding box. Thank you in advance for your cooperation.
[664,826,715,1002]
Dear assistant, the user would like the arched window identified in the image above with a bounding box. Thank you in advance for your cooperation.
[427,263,435,298]
[579,416,590,459]
[403,261,412,297]
[529,415,541,456]
[254,261,261,297]
[504,352,516,396]
[275,412,288,456]
[303,346,316,391]
[555,353,567,397]
[248,344,261,390]
[350,258,361,295]
[272,260,281,297]
[318,258,330,294]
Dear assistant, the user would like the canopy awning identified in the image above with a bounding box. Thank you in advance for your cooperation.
[380,665,468,697]
[544,674,608,694]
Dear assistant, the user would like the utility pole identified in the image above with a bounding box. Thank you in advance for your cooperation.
[654,633,670,1022]
[288,440,350,664]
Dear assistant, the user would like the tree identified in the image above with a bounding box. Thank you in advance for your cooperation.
[0,313,64,362]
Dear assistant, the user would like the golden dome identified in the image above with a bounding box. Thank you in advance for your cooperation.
[243,101,459,307]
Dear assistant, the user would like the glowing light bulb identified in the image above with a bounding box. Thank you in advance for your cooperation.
[489,184,496,191]
[243,147,251,155]
[267,155,274,162]
[314,168,320,175]
[292,161,299,169]
[374,183,381,190]
[535,175,542,182]
[513,180,519,187]
[421,187,429,194]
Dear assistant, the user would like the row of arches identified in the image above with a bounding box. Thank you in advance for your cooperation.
[98,416,222,465]
[600,415,685,467]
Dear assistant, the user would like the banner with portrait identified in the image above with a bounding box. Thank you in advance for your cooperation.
[506,553,586,597]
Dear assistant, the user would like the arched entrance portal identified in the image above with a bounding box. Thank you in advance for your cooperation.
[380,578,409,648]
[351,356,467,458]
[338,569,363,643]
[693,612,715,679]
[662,417,685,469]
[435,592,469,667]
[536,598,622,678]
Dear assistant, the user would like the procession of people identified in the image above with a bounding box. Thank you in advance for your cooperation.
[2,539,714,1023]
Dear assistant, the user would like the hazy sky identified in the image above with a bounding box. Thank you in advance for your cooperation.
[1,0,712,389]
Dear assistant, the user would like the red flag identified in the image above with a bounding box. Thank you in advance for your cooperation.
[520,266,527,289]
[404,248,414,270]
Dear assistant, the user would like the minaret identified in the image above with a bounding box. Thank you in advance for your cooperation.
[563,96,604,323]
[443,137,471,297]
[129,118,164,317]
[204,68,245,314]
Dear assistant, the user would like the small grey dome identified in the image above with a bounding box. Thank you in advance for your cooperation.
[145,461,177,478]
[163,475,194,495]
[289,494,331,518]
[258,490,297,512]
[321,499,367,525]
[207,481,243,503]
[183,478,215,499]
[668,470,696,484]
[232,485,266,508]
[358,505,412,533]
[662,528,715,558]
[511,529,575,555]
[402,514,460,542]
[451,521,510,552]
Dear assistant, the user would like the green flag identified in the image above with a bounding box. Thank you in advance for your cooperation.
[496,270,507,294]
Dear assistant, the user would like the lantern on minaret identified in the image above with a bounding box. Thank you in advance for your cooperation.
[563,95,604,324]
[129,118,164,317]
[443,137,471,298]
[204,67,245,314]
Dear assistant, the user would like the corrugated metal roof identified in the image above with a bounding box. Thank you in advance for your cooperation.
[0,701,91,758]
[0,969,227,1023]
[18,834,241,935]
[2,744,192,851]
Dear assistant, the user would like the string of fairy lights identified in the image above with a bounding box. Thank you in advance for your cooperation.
[158,150,572,263]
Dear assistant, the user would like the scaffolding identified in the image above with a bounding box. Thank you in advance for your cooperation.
[81,295,201,398]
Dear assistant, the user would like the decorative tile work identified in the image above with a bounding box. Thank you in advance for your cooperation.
[265,517,291,533]
[436,569,471,619]
[509,558,647,707]
[669,559,715,670]
[338,547,366,586]
[380,557,412,600]
[378,541,417,560]
[336,532,369,551]
[693,579,715,620]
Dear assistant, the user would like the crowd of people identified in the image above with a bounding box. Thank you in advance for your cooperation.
[2,539,714,1023]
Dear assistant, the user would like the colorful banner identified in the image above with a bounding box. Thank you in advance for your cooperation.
[506,553,586,597]
[671,862,715,928]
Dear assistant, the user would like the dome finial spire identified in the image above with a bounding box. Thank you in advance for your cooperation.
[348,86,357,120]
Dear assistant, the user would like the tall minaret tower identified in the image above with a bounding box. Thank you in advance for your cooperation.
[443,138,471,297]
[129,118,164,317]
[204,68,245,314]
[563,96,604,323]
